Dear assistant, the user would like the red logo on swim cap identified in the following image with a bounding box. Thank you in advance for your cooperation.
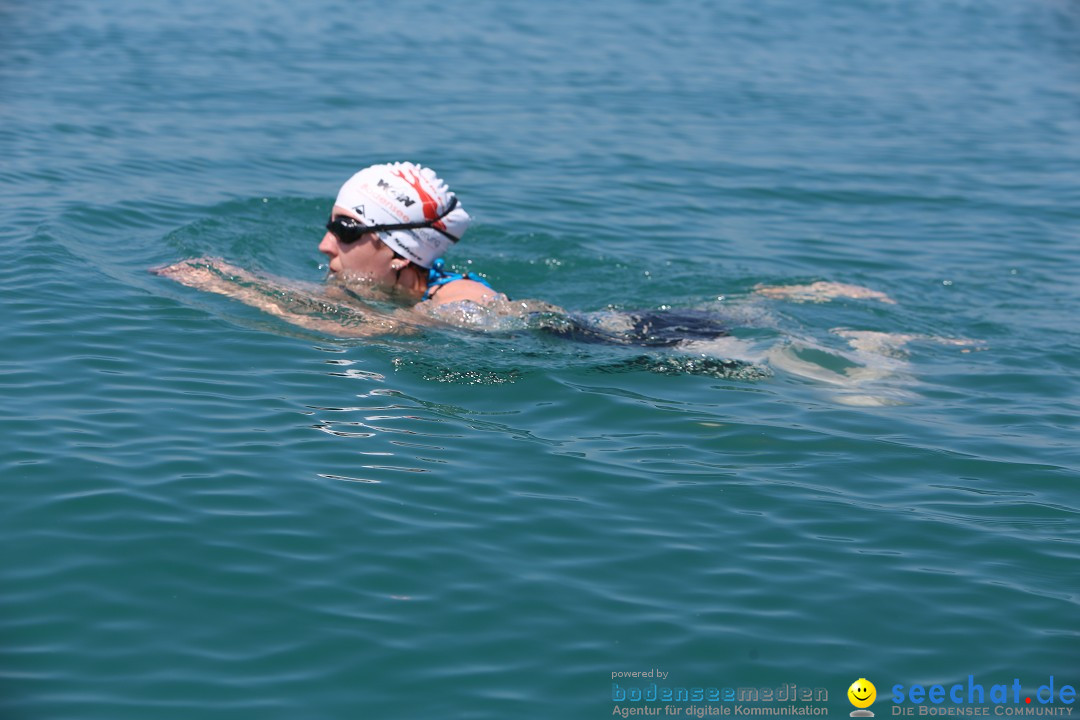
[391,168,447,230]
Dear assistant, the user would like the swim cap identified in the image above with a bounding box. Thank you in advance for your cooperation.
[333,162,470,268]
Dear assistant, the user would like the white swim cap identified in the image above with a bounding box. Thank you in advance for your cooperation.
[333,162,470,268]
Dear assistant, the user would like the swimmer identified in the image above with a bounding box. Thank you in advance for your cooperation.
[155,161,980,393]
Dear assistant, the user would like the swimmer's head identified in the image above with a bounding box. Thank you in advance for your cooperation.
[332,162,470,269]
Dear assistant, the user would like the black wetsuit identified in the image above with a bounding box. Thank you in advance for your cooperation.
[538,309,730,347]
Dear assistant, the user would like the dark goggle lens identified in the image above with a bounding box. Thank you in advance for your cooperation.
[326,217,373,244]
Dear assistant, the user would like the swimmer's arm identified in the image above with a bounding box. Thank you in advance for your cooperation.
[152,257,410,337]
[156,256,317,295]
[753,281,896,304]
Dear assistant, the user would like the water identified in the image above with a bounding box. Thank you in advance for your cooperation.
[2,1,1078,718]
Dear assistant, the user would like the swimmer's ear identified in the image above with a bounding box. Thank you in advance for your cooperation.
[390,259,409,271]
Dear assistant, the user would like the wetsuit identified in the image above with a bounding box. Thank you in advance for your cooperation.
[538,309,730,347]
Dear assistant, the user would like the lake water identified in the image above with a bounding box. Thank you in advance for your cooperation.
[2,1,1078,718]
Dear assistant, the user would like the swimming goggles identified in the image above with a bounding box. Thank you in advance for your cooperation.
[326,196,460,244]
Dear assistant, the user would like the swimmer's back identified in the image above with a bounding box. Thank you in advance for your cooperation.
[422,278,506,307]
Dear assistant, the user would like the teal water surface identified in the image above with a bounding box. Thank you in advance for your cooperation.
[2,1,1078,718]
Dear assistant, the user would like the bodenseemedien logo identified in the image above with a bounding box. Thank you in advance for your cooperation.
[849,678,877,717]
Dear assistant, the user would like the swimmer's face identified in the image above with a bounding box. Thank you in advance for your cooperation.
[319,205,401,287]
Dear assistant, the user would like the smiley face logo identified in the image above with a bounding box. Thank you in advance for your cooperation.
[848,678,876,716]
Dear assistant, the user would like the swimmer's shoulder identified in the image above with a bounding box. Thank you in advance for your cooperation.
[421,278,506,307]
